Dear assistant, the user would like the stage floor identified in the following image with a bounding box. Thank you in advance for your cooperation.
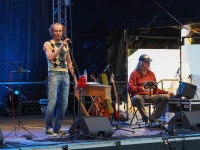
[1,114,200,150]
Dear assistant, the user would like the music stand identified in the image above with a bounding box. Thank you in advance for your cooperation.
[4,62,36,139]
[144,81,157,130]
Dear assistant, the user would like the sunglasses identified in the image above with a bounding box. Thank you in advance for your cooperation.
[142,61,151,64]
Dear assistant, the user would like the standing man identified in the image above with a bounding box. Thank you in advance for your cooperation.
[43,23,77,136]
[128,54,174,124]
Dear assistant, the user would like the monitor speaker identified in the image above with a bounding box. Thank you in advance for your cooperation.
[177,82,197,98]
[168,111,200,130]
[68,116,113,139]
[0,128,3,145]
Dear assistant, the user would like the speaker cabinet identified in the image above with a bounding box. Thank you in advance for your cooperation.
[168,111,200,130]
[68,116,113,139]
[177,82,197,98]
[0,128,3,145]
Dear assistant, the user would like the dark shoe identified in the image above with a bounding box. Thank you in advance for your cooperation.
[142,117,148,124]
[149,117,161,125]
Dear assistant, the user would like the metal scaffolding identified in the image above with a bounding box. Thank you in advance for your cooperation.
[52,0,66,26]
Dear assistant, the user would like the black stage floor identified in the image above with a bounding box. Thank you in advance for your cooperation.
[1,114,200,150]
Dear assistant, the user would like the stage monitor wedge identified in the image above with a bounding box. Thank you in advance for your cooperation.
[68,116,113,139]
[0,128,3,145]
[168,111,200,130]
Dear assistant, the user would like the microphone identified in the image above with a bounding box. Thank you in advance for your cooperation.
[19,70,30,73]
[175,67,180,77]
[102,64,110,73]
[11,68,30,73]
[188,74,192,78]
[62,34,71,43]
[17,68,30,72]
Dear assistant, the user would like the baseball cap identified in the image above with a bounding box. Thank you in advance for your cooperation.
[139,54,152,62]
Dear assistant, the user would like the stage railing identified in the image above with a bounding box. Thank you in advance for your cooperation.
[157,79,178,90]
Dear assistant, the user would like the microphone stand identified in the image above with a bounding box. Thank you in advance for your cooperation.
[107,69,135,134]
[152,0,200,113]
[64,3,101,140]
[4,62,36,139]
[144,81,157,131]
[66,4,104,139]
[68,48,81,124]
[65,2,80,123]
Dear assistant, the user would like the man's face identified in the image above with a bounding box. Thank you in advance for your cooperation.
[52,24,63,41]
[142,61,150,69]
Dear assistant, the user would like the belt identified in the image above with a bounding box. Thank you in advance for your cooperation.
[49,71,68,74]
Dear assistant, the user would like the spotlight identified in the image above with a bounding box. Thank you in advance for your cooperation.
[64,0,72,6]
[14,90,19,95]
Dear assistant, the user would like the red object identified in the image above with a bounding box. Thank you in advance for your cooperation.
[112,102,128,121]
[78,75,86,88]
[128,69,168,96]
[92,97,110,120]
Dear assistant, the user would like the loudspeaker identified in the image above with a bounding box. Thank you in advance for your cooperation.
[168,111,200,130]
[68,116,113,139]
[0,128,3,145]
[177,82,197,98]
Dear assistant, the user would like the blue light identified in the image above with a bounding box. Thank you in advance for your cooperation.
[14,90,19,95]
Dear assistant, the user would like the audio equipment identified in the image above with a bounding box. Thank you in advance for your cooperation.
[0,128,3,145]
[177,82,197,98]
[168,111,200,130]
[68,116,113,139]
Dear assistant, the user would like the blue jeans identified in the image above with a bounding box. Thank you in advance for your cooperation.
[45,71,70,132]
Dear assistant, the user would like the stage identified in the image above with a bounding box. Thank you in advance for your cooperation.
[1,114,200,150]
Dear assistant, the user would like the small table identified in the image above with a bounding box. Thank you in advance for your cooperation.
[74,83,112,118]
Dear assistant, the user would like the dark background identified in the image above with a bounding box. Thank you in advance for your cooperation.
[0,0,200,114]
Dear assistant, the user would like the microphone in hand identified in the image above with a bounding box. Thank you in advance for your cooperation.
[62,34,71,43]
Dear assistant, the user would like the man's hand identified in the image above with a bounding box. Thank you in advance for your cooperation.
[61,38,70,47]
[143,87,153,94]
[168,91,175,97]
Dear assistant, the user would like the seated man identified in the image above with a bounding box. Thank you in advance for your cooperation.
[128,54,174,123]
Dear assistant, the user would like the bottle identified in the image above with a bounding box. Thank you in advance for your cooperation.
[83,70,87,83]
[77,70,87,88]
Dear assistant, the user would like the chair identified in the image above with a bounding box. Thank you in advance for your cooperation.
[128,103,142,127]
[128,93,157,127]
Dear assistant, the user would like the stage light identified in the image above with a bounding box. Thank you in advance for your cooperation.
[64,0,72,6]
[14,90,19,95]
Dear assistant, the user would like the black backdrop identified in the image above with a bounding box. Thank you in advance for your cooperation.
[0,0,52,104]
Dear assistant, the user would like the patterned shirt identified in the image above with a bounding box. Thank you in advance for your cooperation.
[43,40,69,72]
